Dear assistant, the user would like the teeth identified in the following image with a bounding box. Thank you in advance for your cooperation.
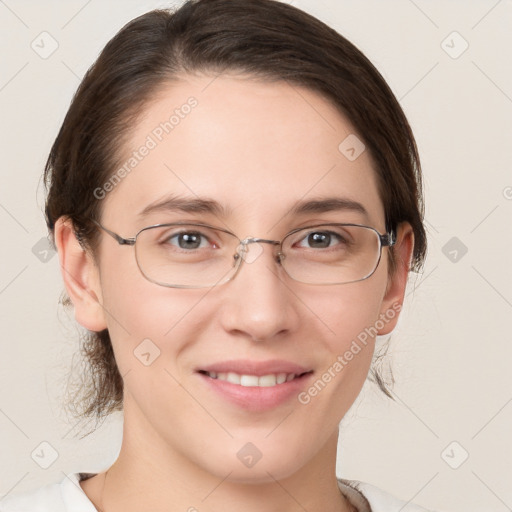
[276,373,288,384]
[206,371,299,387]
[226,372,241,385]
[258,374,277,387]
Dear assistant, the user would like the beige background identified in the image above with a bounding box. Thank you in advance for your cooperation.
[1,1,511,511]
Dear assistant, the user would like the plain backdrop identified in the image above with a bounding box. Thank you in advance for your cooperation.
[0,1,511,511]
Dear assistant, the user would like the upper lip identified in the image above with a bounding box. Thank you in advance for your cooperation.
[197,359,313,377]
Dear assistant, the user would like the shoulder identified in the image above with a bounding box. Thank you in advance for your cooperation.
[338,478,438,512]
[0,480,64,512]
[0,473,96,512]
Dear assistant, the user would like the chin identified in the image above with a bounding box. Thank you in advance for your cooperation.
[197,443,311,485]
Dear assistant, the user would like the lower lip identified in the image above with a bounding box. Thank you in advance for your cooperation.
[197,372,314,411]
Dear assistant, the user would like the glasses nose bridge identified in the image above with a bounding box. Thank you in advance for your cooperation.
[239,236,282,255]
[241,236,281,247]
[235,236,282,267]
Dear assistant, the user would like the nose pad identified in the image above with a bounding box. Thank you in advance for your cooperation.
[232,249,284,280]
[236,238,284,267]
[236,240,264,264]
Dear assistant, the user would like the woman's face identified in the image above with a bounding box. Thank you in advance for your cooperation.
[68,74,411,482]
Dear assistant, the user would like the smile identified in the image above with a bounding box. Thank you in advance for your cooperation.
[199,370,311,387]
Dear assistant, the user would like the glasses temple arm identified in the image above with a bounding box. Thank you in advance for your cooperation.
[380,230,396,247]
[92,219,135,246]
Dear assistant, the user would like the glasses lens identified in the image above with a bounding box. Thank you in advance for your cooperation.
[281,224,382,284]
[133,223,384,288]
[135,224,239,288]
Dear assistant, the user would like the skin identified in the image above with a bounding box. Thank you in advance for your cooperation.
[54,73,414,512]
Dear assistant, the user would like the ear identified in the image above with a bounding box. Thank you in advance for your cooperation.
[377,222,415,335]
[53,217,108,332]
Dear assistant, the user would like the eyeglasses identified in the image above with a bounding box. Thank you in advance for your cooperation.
[91,219,395,288]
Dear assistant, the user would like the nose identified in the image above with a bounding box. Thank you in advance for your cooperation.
[217,238,300,342]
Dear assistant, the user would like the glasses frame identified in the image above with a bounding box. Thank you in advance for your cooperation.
[91,219,396,288]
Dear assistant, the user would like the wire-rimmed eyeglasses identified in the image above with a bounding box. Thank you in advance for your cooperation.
[91,219,396,288]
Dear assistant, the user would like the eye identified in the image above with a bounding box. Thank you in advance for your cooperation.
[295,230,346,249]
[161,229,216,250]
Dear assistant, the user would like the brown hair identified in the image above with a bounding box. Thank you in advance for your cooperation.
[44,0,427,430]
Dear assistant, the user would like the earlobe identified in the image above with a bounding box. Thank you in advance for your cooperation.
[53,217,108,332]
[377,222,414,336]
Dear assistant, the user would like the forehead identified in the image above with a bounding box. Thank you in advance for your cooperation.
[101,73,385,232]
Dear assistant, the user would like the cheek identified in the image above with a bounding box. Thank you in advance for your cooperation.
[302,280,386,395]
[98,262,206,376]
[308,278,386,349]
[285,284,385,444]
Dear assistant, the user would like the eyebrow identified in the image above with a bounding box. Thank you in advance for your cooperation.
[138,195,233,218]
[138,194,369,220]
[289,197,369,219]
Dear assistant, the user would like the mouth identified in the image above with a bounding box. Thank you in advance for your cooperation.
[194,359,315,410]
[196,368,315,411]
[197,369,313,388]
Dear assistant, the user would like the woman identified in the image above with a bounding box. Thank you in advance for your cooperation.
[1,0,437,510]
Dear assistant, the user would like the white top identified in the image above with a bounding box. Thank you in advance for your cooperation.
[0,472,435,512]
